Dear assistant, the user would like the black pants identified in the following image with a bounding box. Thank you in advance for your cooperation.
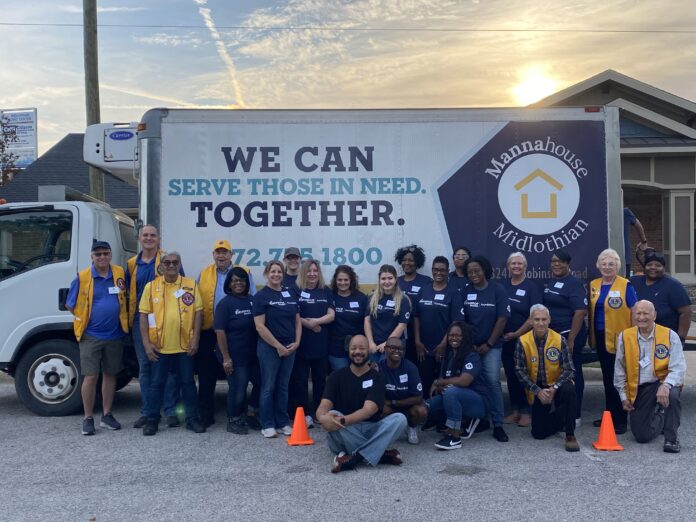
[531,381,576,439]
[595,330,627,428]
[195,329,222,422]
[502,339,529,413]
[418,353,439,399]
[630,381,681,444]
[288,355,327,418]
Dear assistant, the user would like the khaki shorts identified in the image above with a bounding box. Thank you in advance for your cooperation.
[79,334,124,376]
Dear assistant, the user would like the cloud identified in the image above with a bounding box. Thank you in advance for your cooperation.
[133,32,205,47]
[59,4,148,13]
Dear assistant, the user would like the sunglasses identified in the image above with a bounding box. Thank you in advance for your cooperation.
[92,252,111,257]
[161,260,180,266]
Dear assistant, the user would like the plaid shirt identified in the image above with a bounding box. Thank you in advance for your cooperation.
[514,331,574,396]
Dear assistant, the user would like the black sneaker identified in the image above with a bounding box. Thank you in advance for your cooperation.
[82,417,96,436]
[186,418,207,434]
[434,434,462,450]
[493,426,509,442]
[664,440,681,454]
[461,418,481,440]
[143,420,159,436]
[421,419,439,431]
[133,416,148,429]
[100,413,121,431]
[245,414,262,431]
[201,415,215,429]
[331,452,359,473]
[227,417,249,435]
[166,415,182,428]
[475,419,490,433]
[379,449,403,465]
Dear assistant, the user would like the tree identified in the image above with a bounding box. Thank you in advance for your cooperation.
[0,114,19,186]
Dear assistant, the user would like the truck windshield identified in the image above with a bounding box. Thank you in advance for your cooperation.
[0,209,73,281]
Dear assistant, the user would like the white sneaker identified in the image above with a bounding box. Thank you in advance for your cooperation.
[305,415,315,429]
[575,418,582,429]
[276,425,292,436]
[261,428,277,438]
[407,426,419,445]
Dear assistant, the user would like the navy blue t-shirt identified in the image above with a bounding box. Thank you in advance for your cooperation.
[282,273,298,290]
[378,358,423,400]
[329,291,368,357]
[439,349,489,398]
[297,286,334,359]
[252,286,299,345]
[398,273,433,301]
[502,278,543,333]
[367,294,412,346]
[543,274,587,333]
[462,281,510,347]
[413,284,465,352]
[448,271,469,293]
[213,294,257,366]
[630,275,691,333]
[592,282,638,331]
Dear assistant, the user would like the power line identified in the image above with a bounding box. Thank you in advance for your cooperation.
[0,21,695,34]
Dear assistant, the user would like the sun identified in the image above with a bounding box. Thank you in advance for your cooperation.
[513,73,558,106]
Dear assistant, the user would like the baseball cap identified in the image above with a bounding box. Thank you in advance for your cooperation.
[91,240,112,252]
[284,247,301,258]
[214,239,232,251]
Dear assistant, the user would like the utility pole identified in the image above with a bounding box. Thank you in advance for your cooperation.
[83,0,104,200]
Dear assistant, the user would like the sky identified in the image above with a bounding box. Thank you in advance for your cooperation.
[2,0,696,155]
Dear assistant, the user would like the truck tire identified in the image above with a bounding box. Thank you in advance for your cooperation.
[14,340,83,416]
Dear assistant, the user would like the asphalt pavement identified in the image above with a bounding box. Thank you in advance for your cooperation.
[0,373,694,522]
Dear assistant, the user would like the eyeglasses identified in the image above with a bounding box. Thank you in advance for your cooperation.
[161,260,180,266]
[230,278,246,284]
[92,252,110,257]
[432,268,448,273]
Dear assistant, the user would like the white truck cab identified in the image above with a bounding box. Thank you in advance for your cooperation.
[0,199,137,415]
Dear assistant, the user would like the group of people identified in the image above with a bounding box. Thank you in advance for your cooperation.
[67,230,689,472]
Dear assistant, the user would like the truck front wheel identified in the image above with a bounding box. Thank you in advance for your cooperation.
[14,340,83,416]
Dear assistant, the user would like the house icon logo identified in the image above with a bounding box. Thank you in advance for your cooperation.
[514,169,563,219]
[497,153,580,235]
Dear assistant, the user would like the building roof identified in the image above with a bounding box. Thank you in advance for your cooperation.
[0,133,138,209]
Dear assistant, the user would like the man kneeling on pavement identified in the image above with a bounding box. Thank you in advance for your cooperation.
[515,304,579,452]
[316,335,407,473]
[614,300,686,453]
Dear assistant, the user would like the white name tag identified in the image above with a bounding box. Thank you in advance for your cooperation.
[515,289,526,296]
[362,379,373,389]
[281,291,291,298]
[554,282,564,289]
[467,294,477,301]
[411,285,421,292]
[147,313,156,328]
[108,286,120,294]
[349,301,359,308]
[639,356,651,368]
[609,290,621,297]
[399,374,408,383]
[173,289,185,299]
[434,294,445,301]
[300,291,310,299]
[386,300,395,307]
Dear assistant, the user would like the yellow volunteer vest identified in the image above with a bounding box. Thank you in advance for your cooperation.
[589,276,631,354]
[199,264,252,330]
[622,325,671,403]
[146,275,198,352]
[520,329,563,405]
[127,250,162,326]
[73,264,128,341]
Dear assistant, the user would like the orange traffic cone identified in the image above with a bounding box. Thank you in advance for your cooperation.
[287,407,314,446]
[592,410,624,451]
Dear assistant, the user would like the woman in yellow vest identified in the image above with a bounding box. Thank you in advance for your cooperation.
[588,248,638,433]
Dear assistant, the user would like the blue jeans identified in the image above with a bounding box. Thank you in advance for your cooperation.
[146,351,199,422]
[257,340,296,430]
[132,313,180,417]
[328,355,350,372]
[326,410,407,466]
[225,365,250,418]
[480,346,504,426]
[427,387,487,430]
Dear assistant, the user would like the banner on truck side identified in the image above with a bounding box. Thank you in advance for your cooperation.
[160,116,609,284]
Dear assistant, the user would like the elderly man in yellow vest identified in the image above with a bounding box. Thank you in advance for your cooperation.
[66,241,129,436]
[139,251,206,436]
[614,300,686,453]
[514,304,579,452]
[196,239,257,427]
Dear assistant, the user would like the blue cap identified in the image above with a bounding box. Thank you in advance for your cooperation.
[91,240,112,252]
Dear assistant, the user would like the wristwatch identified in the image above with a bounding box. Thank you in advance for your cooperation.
[552,383,560,390]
